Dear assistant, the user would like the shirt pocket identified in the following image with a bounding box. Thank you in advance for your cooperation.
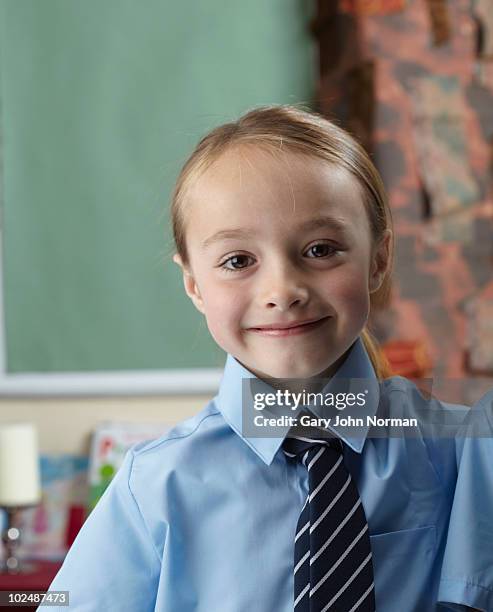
[370,525,437,611]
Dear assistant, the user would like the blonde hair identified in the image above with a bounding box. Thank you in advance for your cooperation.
[171,105,394,379]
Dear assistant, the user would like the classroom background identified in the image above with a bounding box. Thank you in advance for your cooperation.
[0,0,492,596]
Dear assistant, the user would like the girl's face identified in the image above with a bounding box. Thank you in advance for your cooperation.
[174,146,391,381]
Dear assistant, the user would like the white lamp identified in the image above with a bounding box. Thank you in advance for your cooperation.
[0,423,41,573]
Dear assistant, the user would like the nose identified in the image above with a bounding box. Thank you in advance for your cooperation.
[260,260,310,311]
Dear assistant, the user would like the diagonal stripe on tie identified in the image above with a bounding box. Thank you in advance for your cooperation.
[294,498,310,609]
[283,433,376,612]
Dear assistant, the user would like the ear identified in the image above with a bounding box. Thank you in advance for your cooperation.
[369,229,392,294]
[173,254,205,314]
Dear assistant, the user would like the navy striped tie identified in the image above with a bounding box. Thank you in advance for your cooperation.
[282,434,375,612]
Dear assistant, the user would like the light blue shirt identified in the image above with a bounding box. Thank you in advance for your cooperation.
[48,338,493,611]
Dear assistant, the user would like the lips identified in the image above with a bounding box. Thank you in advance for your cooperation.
[247,316,331,337]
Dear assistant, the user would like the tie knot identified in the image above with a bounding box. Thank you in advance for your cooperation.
[282,435,342,466]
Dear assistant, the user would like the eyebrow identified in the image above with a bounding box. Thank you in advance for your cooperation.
[201,216,350,250]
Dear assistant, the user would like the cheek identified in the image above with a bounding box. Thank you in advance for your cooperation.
[200,282,246,340]
[322,266,371,317]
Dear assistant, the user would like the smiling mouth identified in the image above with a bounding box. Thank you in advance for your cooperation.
[247,316,331,337]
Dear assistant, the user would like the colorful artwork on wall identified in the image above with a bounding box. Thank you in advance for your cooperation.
[473,0,493,58]
[465,280,493,373]
[409,75,480,221]
[425,0,451,45]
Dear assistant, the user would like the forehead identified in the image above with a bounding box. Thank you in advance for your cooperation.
[184,145,368,240]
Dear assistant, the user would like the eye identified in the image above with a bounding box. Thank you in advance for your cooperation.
[305,242,338,258]
[220,253,256,272]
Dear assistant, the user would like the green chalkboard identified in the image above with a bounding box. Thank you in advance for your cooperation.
[0,0,314,373]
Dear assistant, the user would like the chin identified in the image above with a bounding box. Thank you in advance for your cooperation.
[265,362,323,381]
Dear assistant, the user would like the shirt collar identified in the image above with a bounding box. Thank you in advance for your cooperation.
[215,337,380,465]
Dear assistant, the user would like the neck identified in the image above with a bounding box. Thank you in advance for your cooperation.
[251,349,352,396]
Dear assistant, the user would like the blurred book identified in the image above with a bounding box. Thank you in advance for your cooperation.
[88,421,169,510]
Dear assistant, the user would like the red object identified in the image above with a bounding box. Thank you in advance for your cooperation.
[382,339,433,378]
[65,505,86,548]
[340,0,406,16]
[0,560,62,610]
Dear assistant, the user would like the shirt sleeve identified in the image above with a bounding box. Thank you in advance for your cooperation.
[437,389,493,612]
[47,448,162,612]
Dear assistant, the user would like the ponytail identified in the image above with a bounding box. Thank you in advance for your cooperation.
[361,327,392,380]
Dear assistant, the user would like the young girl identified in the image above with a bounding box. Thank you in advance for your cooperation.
[48,106,492,611]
